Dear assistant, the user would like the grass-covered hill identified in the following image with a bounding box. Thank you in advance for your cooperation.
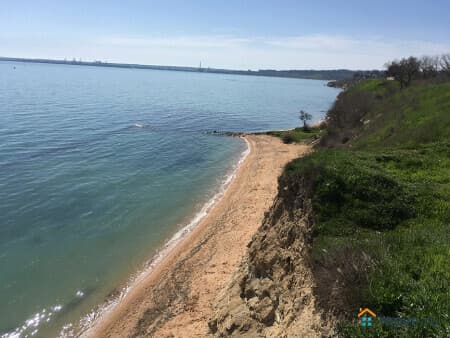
[284,78,450,336]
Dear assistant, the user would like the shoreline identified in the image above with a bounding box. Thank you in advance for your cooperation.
[1,57,355,81]
[76,136,250,336]
[83,135,309,337]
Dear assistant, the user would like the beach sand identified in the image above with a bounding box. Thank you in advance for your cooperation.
[85,134,310,338]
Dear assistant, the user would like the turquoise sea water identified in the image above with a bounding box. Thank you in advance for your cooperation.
[0,61,339,337]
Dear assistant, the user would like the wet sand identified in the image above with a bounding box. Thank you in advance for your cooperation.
[85,134,310,337]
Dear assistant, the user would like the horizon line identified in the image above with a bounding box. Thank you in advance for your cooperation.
[0,56,383,75]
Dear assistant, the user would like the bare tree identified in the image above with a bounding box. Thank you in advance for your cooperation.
[440,54,450,74]
[386,57,420,88]
[386,60,404,86]
[403,56,420,85]
[420,55,440,78]
[299,110,312,131]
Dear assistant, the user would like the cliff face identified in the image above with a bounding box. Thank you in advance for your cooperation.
[208,173,334,337]
[210,78,450,337]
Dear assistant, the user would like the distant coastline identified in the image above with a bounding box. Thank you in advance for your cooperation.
[0,56,377,81]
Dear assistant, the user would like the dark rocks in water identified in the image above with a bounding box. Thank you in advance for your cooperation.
[205,130,244,137]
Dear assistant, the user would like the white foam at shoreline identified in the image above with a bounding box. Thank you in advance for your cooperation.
[2,304,63,338]
[73,136,251,338]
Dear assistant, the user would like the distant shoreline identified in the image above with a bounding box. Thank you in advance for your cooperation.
[0,56,370,81]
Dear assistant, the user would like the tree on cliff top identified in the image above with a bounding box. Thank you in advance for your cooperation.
[299,110,312,131]
[385,57,420,89]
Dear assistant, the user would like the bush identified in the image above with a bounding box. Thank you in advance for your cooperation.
[267,127,323,144]
[282,133,294,144]
[287,149,416,232]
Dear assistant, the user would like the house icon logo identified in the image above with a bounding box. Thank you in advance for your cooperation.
[358,308,377,327]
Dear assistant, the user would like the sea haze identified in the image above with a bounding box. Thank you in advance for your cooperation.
[0,61,339,337]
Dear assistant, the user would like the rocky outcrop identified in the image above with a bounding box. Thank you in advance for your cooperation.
[208,174,335,337]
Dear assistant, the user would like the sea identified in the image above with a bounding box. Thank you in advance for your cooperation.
[0,61,339,337]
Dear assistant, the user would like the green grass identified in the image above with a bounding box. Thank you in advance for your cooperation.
[265,126,323,144]
[286,144,450,337]
[354,82,450,148]
[350,79,387,95]
[282,79,450,337]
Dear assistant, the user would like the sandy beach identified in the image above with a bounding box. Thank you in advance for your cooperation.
[85,134,309,338]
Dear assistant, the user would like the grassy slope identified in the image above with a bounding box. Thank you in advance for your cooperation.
[354,80,450,148]
[265,126,324,144]
[284,79,450,337]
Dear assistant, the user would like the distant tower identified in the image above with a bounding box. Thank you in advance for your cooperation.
[199,61,202,72]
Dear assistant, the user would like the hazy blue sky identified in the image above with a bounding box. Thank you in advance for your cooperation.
[1,0,450,69]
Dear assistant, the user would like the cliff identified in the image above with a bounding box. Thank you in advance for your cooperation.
[209,169,334,337]
[210,77,450,337]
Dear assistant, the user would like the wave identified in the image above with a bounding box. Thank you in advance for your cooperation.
[1,289,87,338]
[74,136,250,338]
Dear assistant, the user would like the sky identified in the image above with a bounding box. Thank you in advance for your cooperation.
[1,0,450,70]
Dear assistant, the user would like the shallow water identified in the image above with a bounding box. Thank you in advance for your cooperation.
[0,61,339,337]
